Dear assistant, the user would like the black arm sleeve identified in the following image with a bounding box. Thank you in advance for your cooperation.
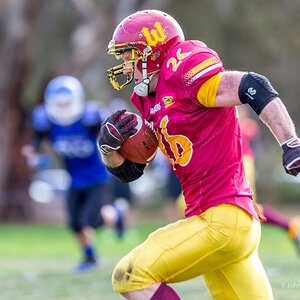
[107,159,146,183]
[238,72,279,115]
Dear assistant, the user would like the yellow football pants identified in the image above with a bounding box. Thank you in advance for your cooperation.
[112,204,273,299]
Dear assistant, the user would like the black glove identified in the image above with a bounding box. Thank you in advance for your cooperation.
[282,137,300,176]
[98,109,137,155]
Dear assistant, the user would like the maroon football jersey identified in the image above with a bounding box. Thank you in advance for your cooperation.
[131,40,261,220]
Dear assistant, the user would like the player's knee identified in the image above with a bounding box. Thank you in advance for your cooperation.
[112,246,154,293]
[112,263,130,292]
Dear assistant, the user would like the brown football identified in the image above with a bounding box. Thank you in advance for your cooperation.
[118,112,158,164]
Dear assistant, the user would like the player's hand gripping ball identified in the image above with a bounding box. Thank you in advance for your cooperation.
[98,109,138,155]
[118,112,158,164]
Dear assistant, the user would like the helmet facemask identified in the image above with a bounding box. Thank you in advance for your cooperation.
[107,42,153,92]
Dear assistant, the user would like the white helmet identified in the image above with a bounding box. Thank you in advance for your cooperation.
[44,75,85,126]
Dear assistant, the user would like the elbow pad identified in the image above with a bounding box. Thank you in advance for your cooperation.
[238,72,279,115]
[107,159,146,183]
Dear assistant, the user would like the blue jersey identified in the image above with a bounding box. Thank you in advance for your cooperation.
[31,102,108,189]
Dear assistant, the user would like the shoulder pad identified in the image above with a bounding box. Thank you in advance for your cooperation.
[162,40,222,80]
[31,104,51,132]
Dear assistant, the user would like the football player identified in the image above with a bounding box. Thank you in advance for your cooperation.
[98,10,300,299]
[22,75,124,273]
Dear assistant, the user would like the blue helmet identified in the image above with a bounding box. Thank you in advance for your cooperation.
[44,75,85,125]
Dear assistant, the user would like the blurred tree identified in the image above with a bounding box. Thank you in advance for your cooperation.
[0,0,46,220]
[0,0,168,221]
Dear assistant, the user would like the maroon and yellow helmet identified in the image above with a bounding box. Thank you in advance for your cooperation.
[107,10,185,91]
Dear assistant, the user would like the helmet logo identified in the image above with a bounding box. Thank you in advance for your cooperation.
[141,22,167,47]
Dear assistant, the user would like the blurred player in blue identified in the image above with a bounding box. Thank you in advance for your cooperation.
[22,75,124,272]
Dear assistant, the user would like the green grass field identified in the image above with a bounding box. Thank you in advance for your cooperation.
[0,222,300,300]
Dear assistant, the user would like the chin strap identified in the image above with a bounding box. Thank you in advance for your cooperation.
[134,75,153,97]
[134,46,154,97]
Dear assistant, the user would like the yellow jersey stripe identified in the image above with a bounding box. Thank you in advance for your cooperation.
[183,57,219,81]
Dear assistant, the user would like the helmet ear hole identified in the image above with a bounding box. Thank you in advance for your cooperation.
[152,50,161,61]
